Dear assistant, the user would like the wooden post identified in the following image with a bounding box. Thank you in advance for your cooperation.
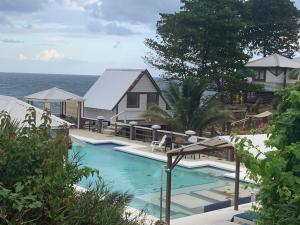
[226,121,232,135]
[77,102,82,129]
[283,68,287,88]
[97,116,104,133]
[234,153,240,210]
[152,125,161,142]
[129,121,137,140]
[165,154,172,225]
[115,123,118,135]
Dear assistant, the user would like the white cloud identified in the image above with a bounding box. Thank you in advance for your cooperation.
[62,0,101,11]
[39,49,65,61]
[18,49,65,61]
[18,53,28,60]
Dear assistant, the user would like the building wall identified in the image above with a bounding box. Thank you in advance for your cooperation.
[65,101,78,118]
[131,74,157,92]
[251,69,298,91]
[117,74,168,121]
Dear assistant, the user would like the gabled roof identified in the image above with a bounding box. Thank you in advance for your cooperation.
[84,69,158,110]
[0,95,71,128]
[25,87,83,102]
[246,53,300,69]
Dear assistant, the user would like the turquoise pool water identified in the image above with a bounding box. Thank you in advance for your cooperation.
[71,142,237,218]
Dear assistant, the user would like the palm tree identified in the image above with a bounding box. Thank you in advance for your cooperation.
[142,77,232,134]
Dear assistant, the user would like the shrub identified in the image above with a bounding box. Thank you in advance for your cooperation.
[0,109,151,225]
[234,81,300,225]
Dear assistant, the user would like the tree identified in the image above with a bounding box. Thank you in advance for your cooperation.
[142,77,232,134]
[0,109,150,225]
[234,81,300,225]
[243,0,300,57]
[145,0,256,96]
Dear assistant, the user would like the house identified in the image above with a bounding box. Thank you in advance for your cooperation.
[0,95,71,129]
[246,53,300,92]
[83,69,170,123]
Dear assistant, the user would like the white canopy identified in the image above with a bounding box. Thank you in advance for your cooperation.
[246,54,300,69]
[25,87,84,103]
[0,95,72,128]
[221,134,274,159]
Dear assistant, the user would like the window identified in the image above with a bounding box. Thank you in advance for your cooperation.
[269,67,284,76]
[147,93,159,108]
[253,70,266,81]
[127,93,139,108]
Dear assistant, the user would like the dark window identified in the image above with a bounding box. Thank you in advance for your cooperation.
[253,70,266,81]
[147,93,159,108]
[127,93,139,108]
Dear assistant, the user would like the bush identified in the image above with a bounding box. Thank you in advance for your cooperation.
[0,109,151,225]
[234,81,300,225]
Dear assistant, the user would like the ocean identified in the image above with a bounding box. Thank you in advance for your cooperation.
[0,72,168,114]
[0,72,98,114]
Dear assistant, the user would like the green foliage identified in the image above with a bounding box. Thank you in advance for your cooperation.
[233,81,300,225]
[0,109,150,225]
[145,0,258,95]
[142,77,233,134]
[243,0,300,57]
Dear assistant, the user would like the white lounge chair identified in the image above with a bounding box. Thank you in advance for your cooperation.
[151,135,167,152]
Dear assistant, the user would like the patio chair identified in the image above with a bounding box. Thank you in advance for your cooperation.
[151,135,167,152]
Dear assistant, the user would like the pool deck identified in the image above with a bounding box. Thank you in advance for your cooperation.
[70,129,256,225]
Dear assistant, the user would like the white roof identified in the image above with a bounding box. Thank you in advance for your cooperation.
[84,69,145,110]
[246,54,300,69]
[0,95,71,128]
[25,87,83,102]
[220,134,274,159]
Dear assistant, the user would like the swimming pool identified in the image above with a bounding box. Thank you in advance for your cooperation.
[71,142,249,219]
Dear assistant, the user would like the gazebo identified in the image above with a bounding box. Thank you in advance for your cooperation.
[25,87,84,128]
[164,137,239,225]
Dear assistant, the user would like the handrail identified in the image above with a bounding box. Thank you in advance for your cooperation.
[110,111,126,123]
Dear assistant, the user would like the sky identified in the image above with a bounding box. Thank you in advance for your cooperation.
[0,0,299,76]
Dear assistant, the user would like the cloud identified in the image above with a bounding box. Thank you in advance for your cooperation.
[19,49,65,61]
[87,21,136,35]
[0,15,13,27]
[89,0,181,25]
[39,49,65,61]
[0,0,49,13]
[61,0,101,11]
[2,38,23,44]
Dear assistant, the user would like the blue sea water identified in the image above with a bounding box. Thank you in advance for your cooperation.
[0,72,98,99]
[0,72,169,114]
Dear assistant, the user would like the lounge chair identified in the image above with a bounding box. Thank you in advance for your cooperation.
[151,135,167,152]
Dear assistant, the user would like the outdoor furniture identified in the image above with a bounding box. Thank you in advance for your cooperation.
[151,135,167,152]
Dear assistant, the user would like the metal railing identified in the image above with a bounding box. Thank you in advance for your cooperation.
[107,121,208,143]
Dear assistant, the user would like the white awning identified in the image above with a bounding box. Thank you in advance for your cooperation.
[0,95,72,128]
[25,87,84,102]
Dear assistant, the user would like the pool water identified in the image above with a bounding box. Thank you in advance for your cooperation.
[70,143,242,219]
